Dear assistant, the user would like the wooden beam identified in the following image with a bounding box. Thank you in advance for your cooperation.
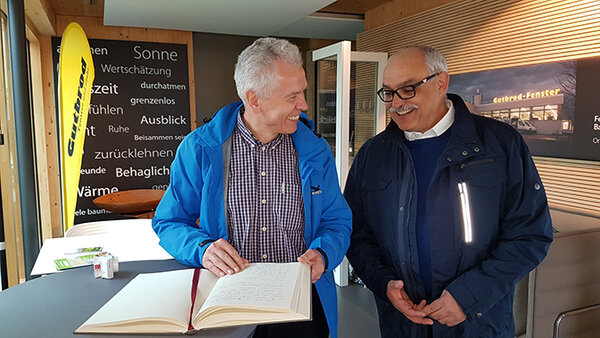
[320,0,392,15]
[24,0,56,35]
[25,27,55,242]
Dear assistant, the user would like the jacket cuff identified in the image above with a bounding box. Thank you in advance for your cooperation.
[445,276,482,319]
[199,239,215,247]
[371,272,397,300]
[197,239,215,266]
[315,247,329,272]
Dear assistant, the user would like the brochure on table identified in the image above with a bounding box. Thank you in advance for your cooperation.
[31,230,172,275]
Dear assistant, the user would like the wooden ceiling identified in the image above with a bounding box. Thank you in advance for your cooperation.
[319,0,392,15]
[47,0,391,18]
[48,0,105,17]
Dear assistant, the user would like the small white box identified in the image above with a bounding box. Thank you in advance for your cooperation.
[93,253,118,279]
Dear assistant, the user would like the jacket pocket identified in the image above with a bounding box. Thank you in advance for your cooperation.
[361,172,393,190]
[454,158,504,268]
[459,157,507,187]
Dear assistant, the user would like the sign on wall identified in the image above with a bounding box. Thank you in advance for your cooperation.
[449,58,599,161]
[52,38,191,224]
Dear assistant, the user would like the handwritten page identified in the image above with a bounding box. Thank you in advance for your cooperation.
[77,263,310,333]
[199,263,300,312]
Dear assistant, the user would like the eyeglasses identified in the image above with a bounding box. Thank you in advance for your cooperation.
[376,72,440,102]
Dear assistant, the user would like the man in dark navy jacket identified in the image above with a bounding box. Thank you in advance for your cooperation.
[344,46,553,337]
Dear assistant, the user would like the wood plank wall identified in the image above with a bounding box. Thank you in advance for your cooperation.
[364,0,457,30]
[357,0,600,217]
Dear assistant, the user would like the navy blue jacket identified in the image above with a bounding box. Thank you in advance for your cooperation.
[345,94,553,337]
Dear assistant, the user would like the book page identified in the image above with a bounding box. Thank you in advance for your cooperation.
[199,263,301,312]
[191,269,220,319]
[77,269,196,333]
[294,263,311,318]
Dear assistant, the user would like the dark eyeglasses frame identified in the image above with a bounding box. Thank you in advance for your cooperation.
[377,72,440,102]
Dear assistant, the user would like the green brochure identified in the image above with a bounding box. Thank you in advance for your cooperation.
[54,254,97,270]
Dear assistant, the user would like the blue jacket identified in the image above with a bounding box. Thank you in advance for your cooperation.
[153,101,352,337]
[345,94,553,337]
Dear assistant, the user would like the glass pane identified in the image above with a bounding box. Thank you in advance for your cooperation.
[315,60,380,167]
[545,104,558,120]
[351,61,377,165]
[520,107,531,121]
[315,60,337,154]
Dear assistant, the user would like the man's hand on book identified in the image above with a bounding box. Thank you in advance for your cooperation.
[297,249,324,283]
[202,239,249,277]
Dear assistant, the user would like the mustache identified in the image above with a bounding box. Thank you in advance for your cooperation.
[388,104,419,115]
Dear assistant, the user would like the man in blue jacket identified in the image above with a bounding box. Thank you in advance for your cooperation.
[345,46,553,337]
[152,38,351,338]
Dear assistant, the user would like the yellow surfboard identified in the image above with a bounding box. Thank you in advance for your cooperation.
[58,22,95,231]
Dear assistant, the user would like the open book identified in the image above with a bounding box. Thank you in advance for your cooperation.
[75,262,311,334]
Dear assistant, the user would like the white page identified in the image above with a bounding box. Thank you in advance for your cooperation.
[80,269,194,329]
[297,263,311,318]
[199,263,301,312]
[191,269,220,317]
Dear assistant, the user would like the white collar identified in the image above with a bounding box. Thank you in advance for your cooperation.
[404,99,454,141]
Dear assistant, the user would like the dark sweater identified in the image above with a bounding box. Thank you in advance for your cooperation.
[405,130,451,299]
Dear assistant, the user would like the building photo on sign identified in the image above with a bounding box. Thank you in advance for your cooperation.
[449,60,582,159]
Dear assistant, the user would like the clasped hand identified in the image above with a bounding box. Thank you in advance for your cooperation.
[386,280,467,326]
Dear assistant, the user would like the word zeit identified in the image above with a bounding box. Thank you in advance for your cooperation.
[493,89,561,103]
[91,83,118,95]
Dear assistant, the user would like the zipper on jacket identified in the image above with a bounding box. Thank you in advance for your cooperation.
[401,146,421,300]
[457,182,473,244]
[460,157,494,169]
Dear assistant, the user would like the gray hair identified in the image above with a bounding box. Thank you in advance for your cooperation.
[390,45,448,74]
[234,37,303,103]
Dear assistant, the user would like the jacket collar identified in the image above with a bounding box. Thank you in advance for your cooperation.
[291,114,325,159]
[197,101,243,146]
[198,101,326,161]
[384,93,485,163]
[446,93,479,147]
[443,93,485,164]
